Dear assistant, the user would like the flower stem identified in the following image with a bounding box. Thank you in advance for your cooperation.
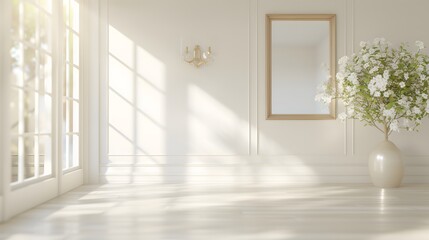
[384,123,389,141]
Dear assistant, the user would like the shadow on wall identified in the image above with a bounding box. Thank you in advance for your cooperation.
[107,24,186,184]
[104,0,355,186]
[104,24,353,186]
[106,24,252,184]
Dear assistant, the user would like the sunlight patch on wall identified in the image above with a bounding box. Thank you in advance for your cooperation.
[108,91,134,155]
[108,25,167,155]
[136,75,165,129]
[108,56,134,102]
[108,26,134,68]
[136,46,166,91]
[187,85,248,155]
[136,111,166,155]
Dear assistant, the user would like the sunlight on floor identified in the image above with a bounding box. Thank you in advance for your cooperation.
[2,184,429,240]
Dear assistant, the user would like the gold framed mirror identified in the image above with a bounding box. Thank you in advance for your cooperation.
[266,14,336,120]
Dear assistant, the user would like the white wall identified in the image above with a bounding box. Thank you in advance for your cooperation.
[100,0,429,184]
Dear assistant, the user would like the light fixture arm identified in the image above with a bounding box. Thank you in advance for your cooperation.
[184,45,212,68]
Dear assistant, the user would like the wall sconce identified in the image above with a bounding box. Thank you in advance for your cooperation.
[184,45,212,68]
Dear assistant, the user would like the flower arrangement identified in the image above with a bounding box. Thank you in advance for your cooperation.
[316,38,429,140]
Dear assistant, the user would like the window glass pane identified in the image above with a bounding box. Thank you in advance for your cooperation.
[63,135,70,170]
[64,134,79,169]
[23,2,37,44]
[24,136,35,179]
[11,41,23,86]
[10,0,56,184]
[40,53,52,94]
[73,33,79,66]
[38,0,52,14]
[73,67,79,99]
[63,0,80,171]
[66,30,71,63]
[24,90,36,133]
[72,0,79,33]
[72,134,79,167]
[65,100,71,132]
[10,88,20,135]
[11,136,19,183]
[24,45,36,89]
[39,12,52,53]
[39,93,52,133]
[62,100,67,133]
[65,62,70,96]
[73,101,79,132]
[11,0,20,39]
[63,0,70,26]
[39,135,52,176]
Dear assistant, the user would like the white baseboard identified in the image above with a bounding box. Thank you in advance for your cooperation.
[61,169,84,194]
[6,178,58,220]
[100,155,429,184]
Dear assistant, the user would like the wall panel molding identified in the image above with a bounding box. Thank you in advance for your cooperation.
[99,0,429,184]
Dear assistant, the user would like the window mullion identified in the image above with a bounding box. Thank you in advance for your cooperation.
[17,0,25,183]
[34,5,40,178]
[57,0,66,173]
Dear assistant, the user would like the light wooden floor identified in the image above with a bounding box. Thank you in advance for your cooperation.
[1,184,429,240]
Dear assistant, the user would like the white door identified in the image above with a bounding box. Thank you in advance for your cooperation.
[1,0,84,221]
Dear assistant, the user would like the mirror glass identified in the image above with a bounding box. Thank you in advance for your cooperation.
[266,14,336,120]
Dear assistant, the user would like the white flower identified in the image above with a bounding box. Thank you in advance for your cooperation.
[338,56,349,65]
[368,75,388,95]
[383,108,396,119]
[412,106,421,114]
[383,91,391,97]
[355,66,362,73]
[336,72,345,81]
[317,38,429,135]
[315,92,332,104]
[416,97,423,104]
[383,70,390,80]
[403,119,411,128]
[404,73,409,80]
[362,54,370,62]
[390,120,399,132]
[347,106,355,115]
[369,66,379,74]
[338,112,348,121]
[398,96,409,107]
[347,73,359,85]
[373,38,381,44]
[416,40,425,50]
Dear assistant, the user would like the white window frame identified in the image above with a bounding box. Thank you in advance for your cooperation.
[0,0,89,222]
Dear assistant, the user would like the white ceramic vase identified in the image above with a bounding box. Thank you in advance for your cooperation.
[368,140,403,188]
